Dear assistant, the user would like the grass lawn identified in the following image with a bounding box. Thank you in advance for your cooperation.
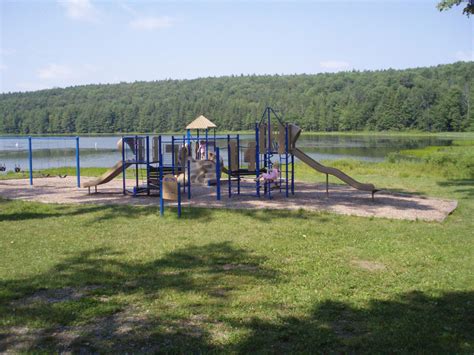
[0,141,473,352]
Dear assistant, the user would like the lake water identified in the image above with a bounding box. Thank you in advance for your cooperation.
[0,134,453,172]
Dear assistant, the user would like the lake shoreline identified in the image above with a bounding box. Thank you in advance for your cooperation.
[0,131,473,138]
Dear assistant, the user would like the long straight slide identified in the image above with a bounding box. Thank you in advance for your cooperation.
[83,161,131,188]
[292,148,377,193]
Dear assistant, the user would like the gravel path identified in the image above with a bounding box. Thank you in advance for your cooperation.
[0,177,457,222]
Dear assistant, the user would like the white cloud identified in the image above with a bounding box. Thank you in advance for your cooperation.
[16,82,50,92]
[0,48,16,56]
[11,63,99,92]
[119,2,137,16]
[455,50,474,62]
[38,64,73,80]
[120,3,174,31]
[129,16,174,30]
[58,0,99,22]
[320,60,351,70]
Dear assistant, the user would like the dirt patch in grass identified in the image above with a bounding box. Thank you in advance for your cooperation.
[331,319,357,339]
[0,305,233,352]
[0,306,154,352]
[0,326,44,352]
[11,285,102,306]
[222,263,259,271]
[351,259,386,271]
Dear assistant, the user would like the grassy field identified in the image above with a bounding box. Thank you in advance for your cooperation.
[0,140,473,352]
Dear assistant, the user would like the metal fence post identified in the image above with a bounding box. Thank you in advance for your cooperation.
[216,147,221,201]
[75,136,80,188]
[28,136,33,185]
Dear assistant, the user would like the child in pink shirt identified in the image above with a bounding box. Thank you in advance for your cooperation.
[256,161,280,182]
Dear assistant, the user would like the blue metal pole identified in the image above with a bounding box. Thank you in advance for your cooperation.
[187,159,191,200]
[171,136,175,175]
[205,129,209,160]
[158,154,163,184]
[227,134,231,198]
[159,146,164,216]
[28,136,77,141]
[75,136,80,188]
[28,136,33,186]
[122,136,126,195]
[237,134,240,195]
[267,107,272,200]
[158,135,162,168]
[146,135,150,195]
[177,182,181,218]
[255,123,260,197]
[285,124,289,198]
[213,128,216,152]
[134,136,139,195]
[160,176,164,216]
[196,129,200,158]
[267,107,271,152]
[159,152,164,185]
[279,155,282,193]
[291,153,295,195]
[186,129,191,147]
[182,135,186,176]
[268,165,271,200]
[216,147,221,201]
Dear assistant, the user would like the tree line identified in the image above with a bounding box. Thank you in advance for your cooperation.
[0,61,472,134]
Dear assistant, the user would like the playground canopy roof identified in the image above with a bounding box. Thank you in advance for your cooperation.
[186,115,217,130]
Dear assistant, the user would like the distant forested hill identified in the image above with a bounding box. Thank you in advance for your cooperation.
[0,61,472,134]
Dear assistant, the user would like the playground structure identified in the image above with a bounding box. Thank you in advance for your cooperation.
[81,108,377,216]
[1,108,378,217]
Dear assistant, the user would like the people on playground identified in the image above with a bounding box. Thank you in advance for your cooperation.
[198,140,207,160]
[255,161,280,184]
[178,144,187,166]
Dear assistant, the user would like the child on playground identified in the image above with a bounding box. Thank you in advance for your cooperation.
[198,140,206,160]
[255,161,280,183]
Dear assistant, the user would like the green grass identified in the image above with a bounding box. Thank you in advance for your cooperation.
[0,142,473,352]
[296,140,473,193]
[0,167,144,182]
[0,167,109,181]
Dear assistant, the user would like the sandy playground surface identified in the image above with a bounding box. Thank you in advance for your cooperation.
[0,176,457,222]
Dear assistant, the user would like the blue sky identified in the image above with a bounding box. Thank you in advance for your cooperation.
[0,0,472,93]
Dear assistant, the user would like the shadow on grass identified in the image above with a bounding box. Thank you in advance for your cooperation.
[1,242,472,352]
[0,242,278,352]
[0,198,215,223]
[235,291,474,353]
[437,179,474,198]
[0,200,107,222]
[375,187,428,197]
[236,207,330,223]
[0,198,331,224]
[0,202,154,223]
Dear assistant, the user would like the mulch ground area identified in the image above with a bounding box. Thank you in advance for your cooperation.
[0,177,457,222]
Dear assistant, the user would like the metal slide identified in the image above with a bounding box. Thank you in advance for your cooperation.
[82,161,131,188]
[292,147,377,193]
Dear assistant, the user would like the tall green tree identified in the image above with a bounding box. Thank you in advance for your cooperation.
[0,62,472,134]
[437,0,474,16]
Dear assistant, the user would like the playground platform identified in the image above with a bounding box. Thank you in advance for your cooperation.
[0,177,457,222]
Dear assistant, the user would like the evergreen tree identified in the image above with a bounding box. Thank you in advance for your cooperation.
[0,62,472,134]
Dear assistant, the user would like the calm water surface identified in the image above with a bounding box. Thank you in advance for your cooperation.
[0,134,453,172]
